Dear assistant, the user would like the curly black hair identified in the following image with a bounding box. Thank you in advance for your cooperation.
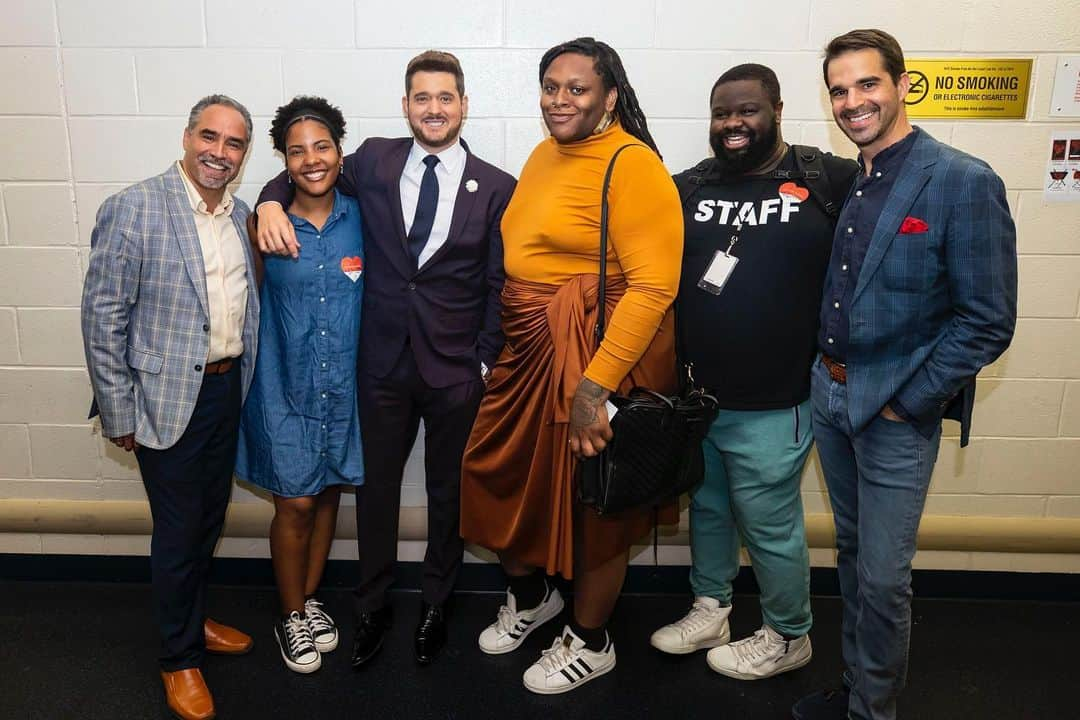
[269,95,347,155]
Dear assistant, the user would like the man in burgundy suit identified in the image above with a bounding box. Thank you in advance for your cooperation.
[256,51,515,668]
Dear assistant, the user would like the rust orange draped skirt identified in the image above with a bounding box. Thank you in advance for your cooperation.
[460,275,678,579]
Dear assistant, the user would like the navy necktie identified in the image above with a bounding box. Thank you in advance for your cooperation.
[408,154,440,267]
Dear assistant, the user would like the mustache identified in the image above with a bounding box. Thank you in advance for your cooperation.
[196,152,235,171]
[841,104,878,119]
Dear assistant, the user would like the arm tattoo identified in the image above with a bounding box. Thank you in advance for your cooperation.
[571,378,610,429]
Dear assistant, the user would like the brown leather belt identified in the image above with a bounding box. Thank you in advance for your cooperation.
[204,357,238,375]
[821,354,847,384]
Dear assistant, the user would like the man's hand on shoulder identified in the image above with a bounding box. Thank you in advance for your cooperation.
[255,202,300,258]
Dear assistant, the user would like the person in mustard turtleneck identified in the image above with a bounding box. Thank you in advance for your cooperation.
[460,37,683,694]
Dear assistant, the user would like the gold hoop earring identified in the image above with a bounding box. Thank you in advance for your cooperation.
[592,111,613,135]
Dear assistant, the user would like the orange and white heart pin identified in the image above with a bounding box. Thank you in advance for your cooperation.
[341,256,363,282]
[778,182,810,202]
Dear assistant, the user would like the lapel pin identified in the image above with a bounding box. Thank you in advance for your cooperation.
[465,179,478,193]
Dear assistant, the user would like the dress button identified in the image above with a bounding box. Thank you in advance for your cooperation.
[834,302,840,309]
[195,364,202,372]
[846,227,853,234]
[875,171,882,178]
[202,324,209,332]
[320,330,326,336]
[319,297,325,303]
[317,264,324,270]
[827,338,834,345]
[322,362,327,368]
[855,190,862,197]
[321,392,327,399]
[408,282,416,290]
[842,264,848,271]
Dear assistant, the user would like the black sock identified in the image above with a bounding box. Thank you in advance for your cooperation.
[569,618,608,651]
[507,571,547,610]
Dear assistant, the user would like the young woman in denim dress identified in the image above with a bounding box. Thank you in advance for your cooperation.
[236,96,364,674]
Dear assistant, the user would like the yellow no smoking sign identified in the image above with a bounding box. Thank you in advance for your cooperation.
[904,58,1032,119]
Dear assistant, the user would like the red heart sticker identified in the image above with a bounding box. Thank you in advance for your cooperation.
[778,182,810,202]
[341,256,363,282]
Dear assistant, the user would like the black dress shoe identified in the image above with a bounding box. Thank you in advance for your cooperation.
[351,606,391,670]
[414,603,447,665]
[791,687,851,719]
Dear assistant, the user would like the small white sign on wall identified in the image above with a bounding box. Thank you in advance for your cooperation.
[1049,55,1080,117]
[1043,129,1080,202]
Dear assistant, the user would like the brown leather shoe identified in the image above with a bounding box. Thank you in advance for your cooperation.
[160,668,215,720]
[204,618,254,655]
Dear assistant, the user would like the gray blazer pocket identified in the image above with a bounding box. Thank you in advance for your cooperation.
[127,345,164,374]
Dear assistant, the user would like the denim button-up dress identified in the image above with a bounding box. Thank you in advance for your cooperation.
[236,191,364,496]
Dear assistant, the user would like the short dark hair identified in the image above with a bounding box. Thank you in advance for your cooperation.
[405,50,465,97]
[269,95,347,155]
[711,64,781,106]
[823,28,906,85]
[187,94,253,143]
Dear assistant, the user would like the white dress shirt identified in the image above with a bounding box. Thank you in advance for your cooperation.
[176,161,248,362]
[399,140,467,268]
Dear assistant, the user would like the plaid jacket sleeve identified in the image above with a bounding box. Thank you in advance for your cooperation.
[892,158,1017,422]
[81,192,144,438]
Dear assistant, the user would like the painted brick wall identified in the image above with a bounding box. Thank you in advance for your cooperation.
[2,0,1078,571]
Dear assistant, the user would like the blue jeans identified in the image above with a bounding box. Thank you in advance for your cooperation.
[689,401,814,637]
[810,358,941,720]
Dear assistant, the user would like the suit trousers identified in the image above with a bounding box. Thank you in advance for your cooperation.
[810,357,941,720]
[353,343,484,615]
[135,363,242,671]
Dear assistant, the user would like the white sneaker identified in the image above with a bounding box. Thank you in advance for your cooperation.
[522,626,616,695]
[650,596,731,654]
[478,583,564,655]
[274,611,321,674]
[706,625,812,680]
[304,597,338,653]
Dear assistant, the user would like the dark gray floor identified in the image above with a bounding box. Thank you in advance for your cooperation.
[0,581,1073,719]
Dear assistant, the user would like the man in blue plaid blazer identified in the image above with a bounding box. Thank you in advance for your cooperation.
[81,95,260,720]
[793,31,1017,720]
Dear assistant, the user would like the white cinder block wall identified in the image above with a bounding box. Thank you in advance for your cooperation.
[2,0,1079,571]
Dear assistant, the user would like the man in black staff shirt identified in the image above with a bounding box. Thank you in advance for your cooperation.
[650,64,858,681]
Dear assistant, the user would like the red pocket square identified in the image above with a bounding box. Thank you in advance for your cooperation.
[900,216,929,233]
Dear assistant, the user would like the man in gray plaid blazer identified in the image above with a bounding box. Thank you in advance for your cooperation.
[793,31,1017,720]
[81,94,260,720]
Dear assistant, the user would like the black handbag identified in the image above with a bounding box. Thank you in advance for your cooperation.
[577,144,719,515]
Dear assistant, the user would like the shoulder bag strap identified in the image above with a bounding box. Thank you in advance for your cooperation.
[596,143,643,343]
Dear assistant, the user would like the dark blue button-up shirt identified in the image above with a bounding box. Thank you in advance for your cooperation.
[818,128,919,363]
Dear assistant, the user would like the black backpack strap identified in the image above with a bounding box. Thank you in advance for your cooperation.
[785,144,840,221]
[673,159,714,209]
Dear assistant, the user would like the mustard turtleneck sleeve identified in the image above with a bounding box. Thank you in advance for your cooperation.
[501,123,683,391]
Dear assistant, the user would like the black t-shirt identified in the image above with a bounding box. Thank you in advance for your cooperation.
[675,148,859,410]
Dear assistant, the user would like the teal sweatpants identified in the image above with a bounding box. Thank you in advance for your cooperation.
[689,399,814,637]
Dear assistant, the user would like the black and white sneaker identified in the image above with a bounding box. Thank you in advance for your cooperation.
[478,583,564,655]
[522,625,616,695]
[274,611,321,674]
[304,597,338,653]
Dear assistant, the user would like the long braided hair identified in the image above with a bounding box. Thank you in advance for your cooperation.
[538,37,659,156]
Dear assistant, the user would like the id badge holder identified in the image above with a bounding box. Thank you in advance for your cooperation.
[697,250,739,295]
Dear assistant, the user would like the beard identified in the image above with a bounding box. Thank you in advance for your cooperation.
[409,114,462,150]
[190,152,238,190]
[709,121,779,176]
